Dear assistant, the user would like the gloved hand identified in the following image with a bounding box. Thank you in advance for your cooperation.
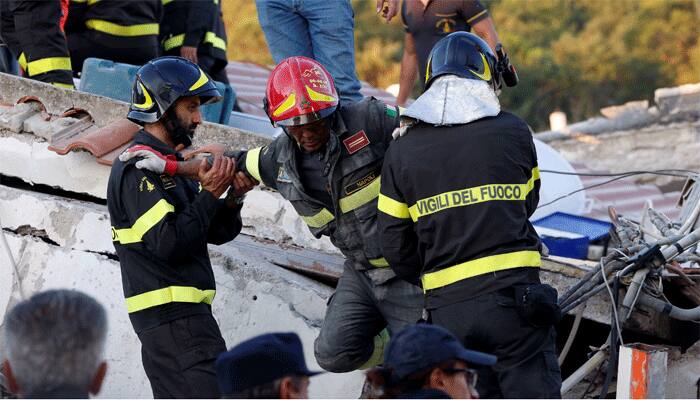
[118,145,178,176]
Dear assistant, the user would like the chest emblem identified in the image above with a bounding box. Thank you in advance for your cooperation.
[277,166,292,183]
[139,177,155,192]
[343,130,370,154]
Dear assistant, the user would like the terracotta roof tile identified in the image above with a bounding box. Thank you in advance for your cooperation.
[48,118,138,162]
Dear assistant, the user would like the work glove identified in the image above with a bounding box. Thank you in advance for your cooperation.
[118,145,178,176]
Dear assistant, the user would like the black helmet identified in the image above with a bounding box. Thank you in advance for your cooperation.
[127,56,222,125]
[424,32,501,92]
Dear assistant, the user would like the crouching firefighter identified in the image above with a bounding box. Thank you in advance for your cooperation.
[119,56,424,373]
[377,32,563,398]
[107,56,253,398]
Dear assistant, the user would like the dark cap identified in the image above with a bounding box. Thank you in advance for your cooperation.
[215,332,322,395]
[384,324,497,381]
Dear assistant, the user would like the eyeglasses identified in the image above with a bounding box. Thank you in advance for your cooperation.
[442,367,478,388]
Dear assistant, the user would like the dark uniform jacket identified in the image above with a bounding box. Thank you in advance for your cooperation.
[107,131,242,333]
[378,112,542,308]
[65,0,162,49]
[238,98,400,270]
[160,0,227,61]
[0,0,73,87]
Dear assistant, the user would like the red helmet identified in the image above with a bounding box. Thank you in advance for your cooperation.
[264,56,339,127]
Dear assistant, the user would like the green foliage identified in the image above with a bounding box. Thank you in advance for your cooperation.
[222,0,700,130]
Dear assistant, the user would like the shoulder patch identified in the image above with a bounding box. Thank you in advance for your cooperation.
[160,174,177,190]
[385,104,398,118]
[343,130,370,154]
[277,166,292,183]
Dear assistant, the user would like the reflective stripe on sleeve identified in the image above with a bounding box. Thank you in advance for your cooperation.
[408,167,540,222]
[421,250,541,291]
[86,19,159,37]
[125,286,216,313]
[111,199,175,244]
[378,192,411,219]
[244,147,263,182]
[300,208,334,228]
[26,57,72,77]
[339,176,380,213]
[369,257,390,267]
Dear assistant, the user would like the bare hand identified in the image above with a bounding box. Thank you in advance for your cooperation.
[198,156,234,198]
[231,171,258,197]
[180,46,198,64]
[376,0,398,22]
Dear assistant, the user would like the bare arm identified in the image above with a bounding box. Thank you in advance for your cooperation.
[396,32,418,107]
[471,16,500,52]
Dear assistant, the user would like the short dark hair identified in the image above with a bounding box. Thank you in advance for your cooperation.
[223,375,305,399]
[366,360,457,398]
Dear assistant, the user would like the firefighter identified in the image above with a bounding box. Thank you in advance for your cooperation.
[376,32,562,398]
[0,0,74,88]
[65,0,162,75]
[107,56,252,398]
[160,0,229,84]
[119,56,424,374]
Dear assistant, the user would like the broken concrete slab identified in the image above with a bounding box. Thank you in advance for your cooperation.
[0,101,41,132]
[655,83,700,119]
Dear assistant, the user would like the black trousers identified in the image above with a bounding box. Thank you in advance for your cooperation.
[67,31,159,76]
[137,313,226,399]
[431,289,562,399]
[163,48,229,84]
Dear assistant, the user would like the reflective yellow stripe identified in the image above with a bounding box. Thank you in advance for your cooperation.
[273,93,297,117]
[18,53,27,70]
[112,199,175,244]
[162,0,173,5]
[204,31,226,51]
[86,19,159,37]
[52,82,75,89]
[26,57,72,77]
[162,32,226,51]
[398,106,406,115]
[301,208,334,228]
[369,257,389,267]
[189,68,209,90]
[306,85,337,103]
[378,192,410,219]
[408,167,540,222]
[125,286,216,313]
[71,0,88,3]
[466,9,488,23]
[421,250,541,291]
[245,147,263,182]
[87,0,100,4]
[339,177,380,213]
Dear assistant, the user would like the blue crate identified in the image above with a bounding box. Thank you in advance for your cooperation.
[78,57,235,125]
[533,212,612,241]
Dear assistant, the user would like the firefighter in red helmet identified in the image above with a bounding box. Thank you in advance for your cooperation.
[121,56,423,373]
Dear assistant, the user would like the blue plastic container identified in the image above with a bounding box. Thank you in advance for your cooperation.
[78,57,235,125]
[533,212,612,259]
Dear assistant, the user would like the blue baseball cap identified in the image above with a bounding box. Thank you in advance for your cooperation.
[384,324,497,381]
[215,332,323,395]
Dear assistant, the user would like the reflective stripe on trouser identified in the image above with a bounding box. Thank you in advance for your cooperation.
[112,199,174,244]
[162,32,226,51]
[25,56,71,77]
[126,286,216,313]
[86,19,159,37]
[421,250,541,291]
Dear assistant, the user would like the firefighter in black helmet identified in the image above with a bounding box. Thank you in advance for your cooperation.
[107,56,252,398]
[377,32,562,398]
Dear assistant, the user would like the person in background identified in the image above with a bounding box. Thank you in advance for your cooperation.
[367,324,496,399]
[2,289,108,399]
[396,0,502,106]
[160,0,229,84]
[65,0,162,75]
[215,332,322,399]
[0,0,74,88]
[254,0,399,104]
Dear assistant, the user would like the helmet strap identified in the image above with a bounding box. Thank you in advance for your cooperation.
[163,107,193,148]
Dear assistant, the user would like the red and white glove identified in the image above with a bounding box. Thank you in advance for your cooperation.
[118,145,178,176]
